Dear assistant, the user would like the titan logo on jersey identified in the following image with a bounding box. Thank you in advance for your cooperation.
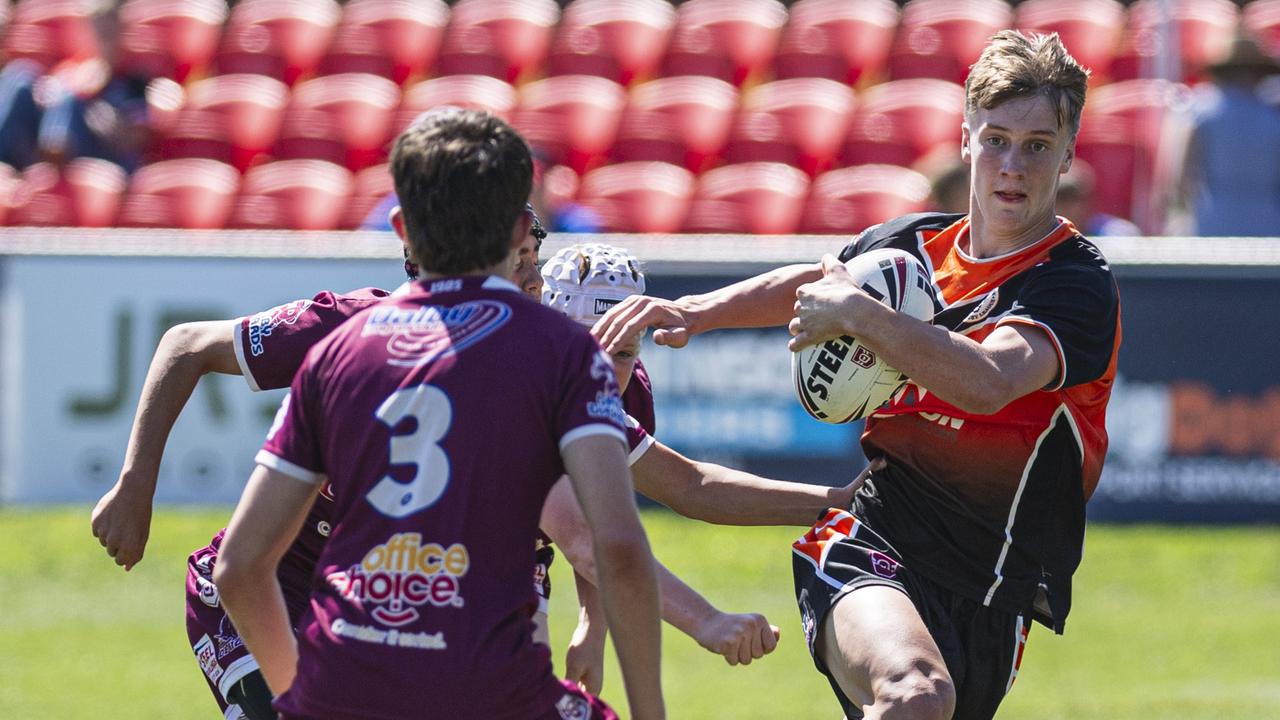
[556,693,592,720]
[362,300,512,367]
[247,299,313,357]
[326,533,469,627]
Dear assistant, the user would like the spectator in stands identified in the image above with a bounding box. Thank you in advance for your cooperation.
[1176,34,1280,236]
[0,5,151,172]
[1057,159,1141,237]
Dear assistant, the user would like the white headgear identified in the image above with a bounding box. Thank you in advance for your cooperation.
[541,243,646,326]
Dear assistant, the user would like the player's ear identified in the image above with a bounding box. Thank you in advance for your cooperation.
[390,206,417,261]
[1060,139,1075,175]
[960,121,973,163]
[509,209,533,249]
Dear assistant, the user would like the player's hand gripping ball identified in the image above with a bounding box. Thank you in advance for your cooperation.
[792,249,939,423]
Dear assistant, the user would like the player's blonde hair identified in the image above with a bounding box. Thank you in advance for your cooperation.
[965,30,1090,136]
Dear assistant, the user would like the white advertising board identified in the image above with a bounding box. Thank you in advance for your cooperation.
[0,254,404,503]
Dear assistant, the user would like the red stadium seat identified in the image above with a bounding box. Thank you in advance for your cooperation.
[276,73,401,171]
[1244,0,1280,58]
[321,0,449,85]
[3,0,99,68]
[841,79,966,169]
[1075,79,1183,232]
[512,75,626,174]
[611,76,738,172]
[548,0,676,86]
[662,0,788,87]
[341,162,394,229]
[217,0,342,85]
[888,0,1014,84]
[1014,0,1125,80]
[232,160,354,231]
[396,75,518,136]
[725,78,857,177]
[684,162,810,234]
[116,0,227,83]
[437,0,560,84]
[802,164,931,234]
[775,0,899,86]
[119,158,240,229]
[159,74,290,173]
[1111,0,1237,84]
[0,162,18,226]
[576,161,694,233]
[10,159,126,227]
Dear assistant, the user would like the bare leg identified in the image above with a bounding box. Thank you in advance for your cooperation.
[816,586,956,720]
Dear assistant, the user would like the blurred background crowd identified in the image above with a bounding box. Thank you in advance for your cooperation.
[0,0,1278,238]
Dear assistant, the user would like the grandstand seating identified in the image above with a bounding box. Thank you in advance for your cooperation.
[216,0,342,85]
[437,0,560,84]
[397,74,518,135]
[611,75,737,172]
[0,162,17,226]
[774,0,899,86]
[275,72,401,171]
[577,161,695,233]
[119,158,240,229]
[1245,0,1280,57]
[10,159,126,227]
[888,0,1013,83]
[841,78,966,169]
[319,0,449,85]
[117,0,227,83]
[231,159,353,231]
[662,0,788,87]
[548,0,676,86]
[1111,0,1238,84]
[684,161,810,234]
[725,77,856,177]
[2,0,100,68]
[341,162,393,230]
[513,74,627,174]
[801,164,931,234]
[158,73,290,172]
[1014,0,1126,80]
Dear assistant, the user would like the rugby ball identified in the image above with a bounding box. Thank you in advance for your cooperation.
[792,249,939,424]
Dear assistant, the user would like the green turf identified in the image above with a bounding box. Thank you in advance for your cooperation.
[1,508,1277,719]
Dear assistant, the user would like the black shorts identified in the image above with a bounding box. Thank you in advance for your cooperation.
[793,509,1030,720]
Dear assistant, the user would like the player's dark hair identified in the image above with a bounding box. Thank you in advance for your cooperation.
[391,108,533,276]
[966,30,1090,136]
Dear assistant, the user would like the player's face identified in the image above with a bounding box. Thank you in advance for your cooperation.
[962,94,1073,250]
[610,332,641,394]
[513,231,543,299]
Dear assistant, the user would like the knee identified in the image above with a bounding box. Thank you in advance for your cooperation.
[876,667,956,720]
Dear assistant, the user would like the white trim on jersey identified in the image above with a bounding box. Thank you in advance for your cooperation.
[624,413,655,466]
[229,318,262,393]
[481,275,520,292]
[997,316,1069,391]
[254,449,327,485]
[791,512,865,592]
[225,704,247,720]
[914,229,949,309]
[1005,613,1025,694]
[983,405,1083,606]
[559,423,627,452]
[216,653,262,703]
[953,220,1065,265]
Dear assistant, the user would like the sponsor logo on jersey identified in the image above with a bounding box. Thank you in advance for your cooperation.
[869,551,899,579]
[362,300,511,367]
[193,554,220,607]
[798,591,817,648]
[556,693,592,720]
[330,618,447,650]
[962,289,1000,325]
[326,533,469,628]
[587,350,626,426]
[247,299,313,357]
[193,634,223,684]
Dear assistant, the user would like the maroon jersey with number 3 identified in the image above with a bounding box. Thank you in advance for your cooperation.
[258,275,628,720]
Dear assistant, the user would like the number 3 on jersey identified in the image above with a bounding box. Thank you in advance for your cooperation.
[366,384,452,518]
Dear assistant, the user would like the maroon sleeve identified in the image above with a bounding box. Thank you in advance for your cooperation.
[256,351,326,484]
[232,288,390,391]
[557,334,628,451]
[623,358,656,435]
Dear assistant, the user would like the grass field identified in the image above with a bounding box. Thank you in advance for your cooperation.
[1,508,1278,719]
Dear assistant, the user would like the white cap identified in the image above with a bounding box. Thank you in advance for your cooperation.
[541,243,646,326]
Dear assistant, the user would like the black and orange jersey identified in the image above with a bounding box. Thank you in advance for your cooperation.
[837,212,1121,633]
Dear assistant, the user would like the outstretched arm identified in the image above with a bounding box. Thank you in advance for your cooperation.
[633,441,880,526]
[593,263,821,353]
[91,320,241,570]
[564,570,607,695]
[541,476,780,666]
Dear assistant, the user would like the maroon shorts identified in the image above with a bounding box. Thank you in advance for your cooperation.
[278,680,617,720]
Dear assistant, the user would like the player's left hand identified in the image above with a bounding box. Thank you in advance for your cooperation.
[789,254,872,351]
[832,457,887,509]
[694,611,780,666]
[564,614,607,695]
